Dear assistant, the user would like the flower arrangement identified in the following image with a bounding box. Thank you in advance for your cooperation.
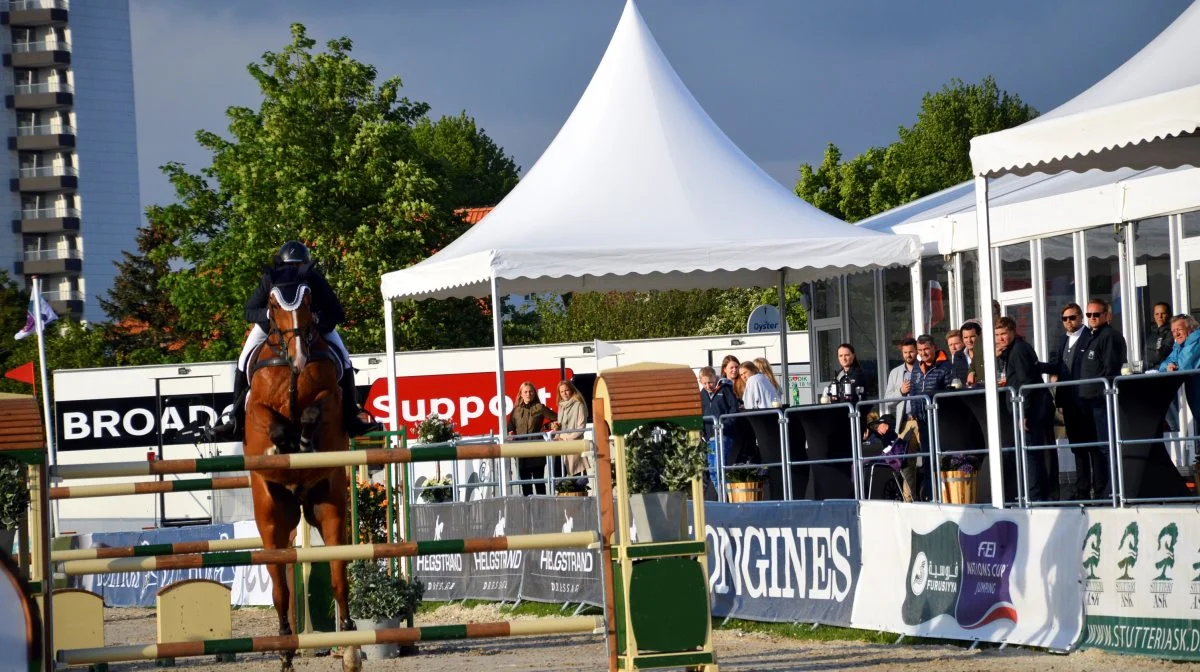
[724,464,767,484]
[415,413,457,444]
[419,475,454,504]
[939,451,982,474]
[348,560,424,622]
[622,422,707,494]
[555,476,590,495]
[354,480,389,543]
[0,456,29,530]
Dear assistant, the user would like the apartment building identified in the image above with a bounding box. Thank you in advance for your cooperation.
[3,0,141,320]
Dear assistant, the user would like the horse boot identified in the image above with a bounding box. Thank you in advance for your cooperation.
[339,374,379,437]
[205,371,249,443]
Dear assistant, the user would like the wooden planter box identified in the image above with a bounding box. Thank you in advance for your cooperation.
[941,470,978,504]
[725,481,764,503]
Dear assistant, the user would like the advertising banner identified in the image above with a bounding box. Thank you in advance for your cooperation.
[1079,506,1200,660]
[463,496,528,600]
[411,501,471,602]
[520,496,603,606]
[79,524,237,606]
[704,501,860,625]
[853,502,1085,650]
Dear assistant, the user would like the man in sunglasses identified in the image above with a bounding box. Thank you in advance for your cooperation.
[1041,303,1095,500]
[1076,298,1127,499]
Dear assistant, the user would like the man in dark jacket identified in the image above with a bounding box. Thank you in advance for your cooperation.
[699,366,739,487]
[1077,298,1127,499]
[1041,302,1095,500]
[903,334,953,500]
[206,241,376,441]
[1147,302,1178,433]
[995,317,1053,501]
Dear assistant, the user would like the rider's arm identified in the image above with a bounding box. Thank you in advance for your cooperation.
[244,273,270,324]
[309,271,346,329]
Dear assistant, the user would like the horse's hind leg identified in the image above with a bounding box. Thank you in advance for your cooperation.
[252,476,302,672]
[308,471,362,672]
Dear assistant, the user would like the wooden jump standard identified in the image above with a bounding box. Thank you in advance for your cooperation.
[51,439,590,479]
[62,531,599,576]
[60,616,606,666]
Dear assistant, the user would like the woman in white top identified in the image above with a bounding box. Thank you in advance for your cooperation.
[739,361,781,410]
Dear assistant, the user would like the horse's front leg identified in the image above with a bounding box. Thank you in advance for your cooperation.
[251,477,302,672]
[308,470,362,672]
[299,405,321,453]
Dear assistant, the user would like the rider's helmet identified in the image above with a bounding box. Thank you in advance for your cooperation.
[277,241,311,265]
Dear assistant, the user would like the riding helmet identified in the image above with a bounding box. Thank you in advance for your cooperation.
[278,240,311,265]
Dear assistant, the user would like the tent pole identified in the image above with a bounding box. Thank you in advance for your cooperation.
[777,269,790,404]
[490,275,510,497]
[909,262,924,337]
[974,175,1005,509]
[383,299,400,447]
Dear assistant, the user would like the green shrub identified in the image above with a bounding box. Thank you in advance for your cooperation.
[348,560,424,622]
[622,422,706,494]
[0,456,29,529]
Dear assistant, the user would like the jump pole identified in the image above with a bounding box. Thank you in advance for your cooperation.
[60,616,605,666]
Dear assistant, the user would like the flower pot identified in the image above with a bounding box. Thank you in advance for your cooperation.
[628,491,688,543]
[352,617,402,660]
[940,470,978,505]
[558,491,586,497]
[725,481,764,503]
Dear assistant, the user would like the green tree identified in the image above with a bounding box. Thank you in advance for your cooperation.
[535,290,739,343]
[149,24,519,357]
[796,76,1037,222]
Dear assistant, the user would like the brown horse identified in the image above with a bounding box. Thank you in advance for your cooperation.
[244,271,360,672]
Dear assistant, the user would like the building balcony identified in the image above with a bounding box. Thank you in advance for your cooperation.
[3,0,69,27]
[41,288,83,317]
[8,81,73,110]
[4,40,70,68]
[11,206,80,233]
[10,165,77,192]
[9,124,75,151]
[16,248,82,275]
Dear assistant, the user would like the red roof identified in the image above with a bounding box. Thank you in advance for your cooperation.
[455,206,494,225]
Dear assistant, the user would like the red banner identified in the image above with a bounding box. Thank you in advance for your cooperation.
[3,361,35,387]
[364,368,571,437]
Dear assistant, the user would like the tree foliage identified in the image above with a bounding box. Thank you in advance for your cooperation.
[796,76,1038,222]
[146,24,519,358]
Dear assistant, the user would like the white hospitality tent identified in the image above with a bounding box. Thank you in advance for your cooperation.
[968,1,1200,507]
[378,0,920,467]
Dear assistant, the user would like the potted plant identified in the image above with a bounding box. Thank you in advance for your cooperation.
[414,413,457,444]
[622,422,706,543]
[348,560,424,660]
[939,452,982,504]
[0,456,29,554]
[354,480,389,543]
[419,475,454,504]
[723,465,767,503]
[555,475,590,497]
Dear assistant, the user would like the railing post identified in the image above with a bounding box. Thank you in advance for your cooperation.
[778,409,792,501]
[1013,391,1029,508]
[929,397,942,504]
[848,405,862,501]
[1109,381,1125,508]
[714,418,727,503]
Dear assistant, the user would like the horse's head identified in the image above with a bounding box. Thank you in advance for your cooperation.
[267,269,317,373]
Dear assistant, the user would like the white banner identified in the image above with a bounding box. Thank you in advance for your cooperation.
[852,502,1086,651]
[1079,506,1200,660]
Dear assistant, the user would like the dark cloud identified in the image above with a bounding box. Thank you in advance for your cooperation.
[130,0,1192,211]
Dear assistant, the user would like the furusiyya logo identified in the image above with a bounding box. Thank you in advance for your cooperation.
[902,520,1018,629]
[1115,522,1139,608]
[1082,523,1104,605]
[705,524,855,602]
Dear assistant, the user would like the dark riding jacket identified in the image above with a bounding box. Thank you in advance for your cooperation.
[245,265,344,335]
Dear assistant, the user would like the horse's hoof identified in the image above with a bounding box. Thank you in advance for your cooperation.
[342,646,362,672]
[266,446,278,456]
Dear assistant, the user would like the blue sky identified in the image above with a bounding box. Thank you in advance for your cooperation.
[129,0,1192,211]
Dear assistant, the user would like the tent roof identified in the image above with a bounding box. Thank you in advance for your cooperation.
[381,1,919,302]
[970,1,1200,177]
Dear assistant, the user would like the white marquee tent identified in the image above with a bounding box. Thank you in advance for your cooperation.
[969,1,1200,506]
[378,0,920,449]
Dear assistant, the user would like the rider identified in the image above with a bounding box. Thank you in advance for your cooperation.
[206,241,377,441]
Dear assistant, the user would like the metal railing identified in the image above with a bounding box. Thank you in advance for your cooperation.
[15,206,79,219]
[41,289,81,301]
[14,81,72,95]
[15,165,77,178]
[11,40,71,53]
[16,123,74,136]
[927,386,1022,505]
[856,394,933,501]
[1013,378,1115,508]
[1112,369,1200,506]
[8,0,70,10]
[22,248,79,261]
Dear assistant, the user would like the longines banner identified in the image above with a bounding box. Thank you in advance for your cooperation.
[1079,507,1200,660]
[852,502,1086,651]
[704,501,860,625]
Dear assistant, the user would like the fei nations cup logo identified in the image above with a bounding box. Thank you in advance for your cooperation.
[903,520,1019,629]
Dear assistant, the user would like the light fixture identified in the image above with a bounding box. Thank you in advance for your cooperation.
[730,339,744,346]
[368,357,382,365]
[177,367,190,375]
[582,346,595,354]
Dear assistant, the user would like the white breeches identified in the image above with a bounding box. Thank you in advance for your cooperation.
[236,324,352,373]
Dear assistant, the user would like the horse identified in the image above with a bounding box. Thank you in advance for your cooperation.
[244,268,360,672]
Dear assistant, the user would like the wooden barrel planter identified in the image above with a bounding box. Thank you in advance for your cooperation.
[941,470,978,504]
[725,481,764,503]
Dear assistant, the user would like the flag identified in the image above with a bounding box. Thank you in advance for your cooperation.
[925,280,945,331]
[4,361,36,386]
[14,293,58,340]
[593,339,622,359]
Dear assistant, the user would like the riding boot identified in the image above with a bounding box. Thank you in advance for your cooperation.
[340,374,378,437]
[205,372,249,442]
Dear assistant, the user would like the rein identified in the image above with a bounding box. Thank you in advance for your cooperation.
[253,310,334,423]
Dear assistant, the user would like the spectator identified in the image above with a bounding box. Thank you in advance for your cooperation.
[720,355,744,401]
[754,357,783,396]
[507,381,558,495]
[995,316,1054,501]
[883,338,918,421]
[699,366,739,488]
[961,321,982,386]
[946,329,968,387]
[1148,302,1179,433]
[554,380,589,477]
[904,334,953,499]
[1160,314,1200,436]
[1041,302,1096,501]
[829,343,875,406]
[739,361,781,410]
[1078,298,1127,499]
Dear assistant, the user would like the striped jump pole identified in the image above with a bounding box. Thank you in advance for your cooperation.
[61,531,599,576]
[49,475,252,500]
[51,439,591,480]
[59,615,605,666]
[51,536,264,562]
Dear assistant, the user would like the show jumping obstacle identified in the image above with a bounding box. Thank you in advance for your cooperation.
[12,363,719,671]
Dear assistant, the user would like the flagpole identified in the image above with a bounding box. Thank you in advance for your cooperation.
[31,276,59,533]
